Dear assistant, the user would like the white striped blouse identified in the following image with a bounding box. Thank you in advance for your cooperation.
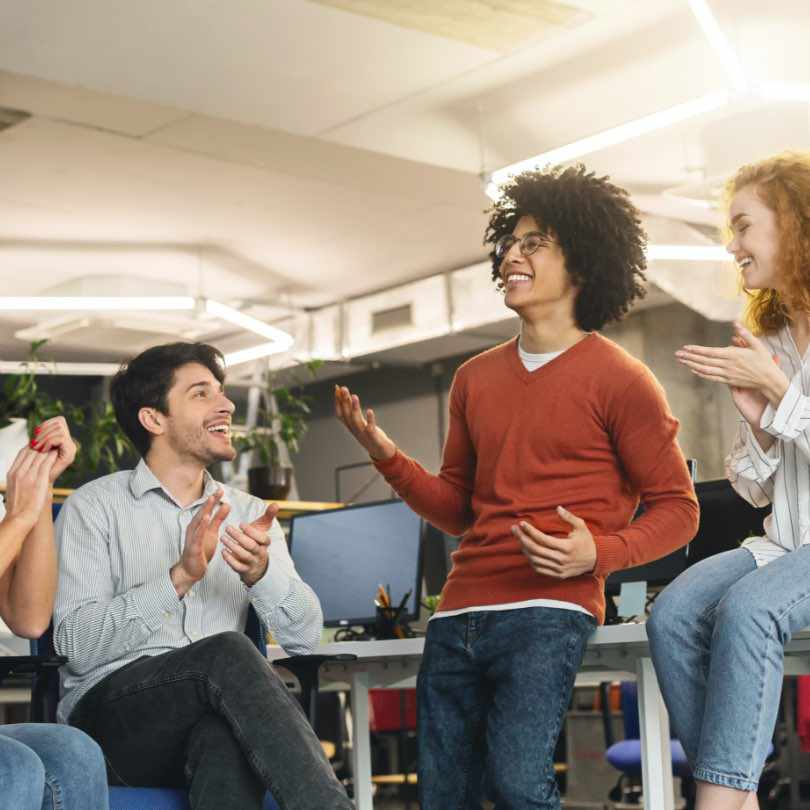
[53,460,323,723]
[726,325,810,566]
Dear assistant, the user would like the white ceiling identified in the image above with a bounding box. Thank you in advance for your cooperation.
[0,0,808,363]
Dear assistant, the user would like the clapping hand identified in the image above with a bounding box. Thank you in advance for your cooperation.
[31,417,77,482]
[3,448,57,531]
[171,490,231,595]
[221,503,279,587]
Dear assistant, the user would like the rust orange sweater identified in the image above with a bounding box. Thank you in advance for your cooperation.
[374,334,699,624]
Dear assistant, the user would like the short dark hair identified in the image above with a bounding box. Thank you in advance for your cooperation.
[111,342,226,457]
[484,164,647,331]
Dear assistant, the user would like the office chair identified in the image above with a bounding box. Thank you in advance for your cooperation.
[600,681,692,807]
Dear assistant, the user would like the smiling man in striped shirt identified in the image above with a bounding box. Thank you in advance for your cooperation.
[53,342,352,810]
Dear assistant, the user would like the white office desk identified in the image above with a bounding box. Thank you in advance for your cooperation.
[270,624,810,810]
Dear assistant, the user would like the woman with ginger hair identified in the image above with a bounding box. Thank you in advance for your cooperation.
[647,151,810,810]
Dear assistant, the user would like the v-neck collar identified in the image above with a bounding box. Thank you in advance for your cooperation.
[506,332,597,384]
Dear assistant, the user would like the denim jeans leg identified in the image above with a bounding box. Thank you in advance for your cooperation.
[0,723,109,810]
[185,714,265,810]
[647,548,756,765]
[695,544,810,791]
[71,631,352,810]
[417,615,489,810]
[481,609,595,810]
[0,731,45,810]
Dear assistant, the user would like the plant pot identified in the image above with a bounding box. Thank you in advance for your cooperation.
[247,465,293,501]
[0,418,29,486]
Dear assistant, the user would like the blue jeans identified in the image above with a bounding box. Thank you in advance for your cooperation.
[648,546,810,792]
[0,722,108,810]
[417,607,596,810]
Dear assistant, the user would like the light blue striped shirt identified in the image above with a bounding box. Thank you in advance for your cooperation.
[54,459,323,723]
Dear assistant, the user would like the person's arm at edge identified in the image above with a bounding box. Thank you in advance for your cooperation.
[0,493,56,638]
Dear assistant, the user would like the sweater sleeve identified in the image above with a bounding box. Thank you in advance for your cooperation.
[591,369,699,577]
[373,371,475,536]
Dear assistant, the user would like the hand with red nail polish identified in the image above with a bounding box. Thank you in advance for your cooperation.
[29,417,77,482]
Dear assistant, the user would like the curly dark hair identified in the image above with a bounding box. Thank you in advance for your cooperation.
[484,164,647,331]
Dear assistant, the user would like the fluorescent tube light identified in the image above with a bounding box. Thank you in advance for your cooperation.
[487,92,730,199]
[223,342,293,367]
[686,0,748,93]
[647,244,729,262]
[755,80,810,102]
[0,297,196,311]
[204,300,294,346]
[0,361,121,376]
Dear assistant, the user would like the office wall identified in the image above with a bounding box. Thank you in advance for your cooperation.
[294,300,741,502]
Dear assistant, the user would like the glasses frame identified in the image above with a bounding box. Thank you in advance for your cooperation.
[494,230,553,260]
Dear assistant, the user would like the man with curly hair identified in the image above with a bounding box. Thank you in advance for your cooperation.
[336,164,698,809]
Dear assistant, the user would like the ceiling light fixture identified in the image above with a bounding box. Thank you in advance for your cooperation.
[0,296,295,372]
[755,80,810,102]
[486,92,730,200]
[647,244,729,262]
[0,297,196,311]
[686,0,748,93]
[0,361,122,376]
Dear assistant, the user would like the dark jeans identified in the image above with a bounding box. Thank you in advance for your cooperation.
[69,631,353,810]
[417,607,596,810]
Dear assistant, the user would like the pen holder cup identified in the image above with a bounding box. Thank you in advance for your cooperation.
[374,606,400,640]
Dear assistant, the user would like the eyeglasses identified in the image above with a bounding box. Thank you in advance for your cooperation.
[494,231,553,260]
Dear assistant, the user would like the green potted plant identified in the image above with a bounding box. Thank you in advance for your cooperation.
[57,401,136,489]
[0,341,135,489]
[234,360,322,500]
[0,340,70,483]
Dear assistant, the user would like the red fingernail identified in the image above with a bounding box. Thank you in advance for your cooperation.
[34,426,41,435]
[30,439,37,448]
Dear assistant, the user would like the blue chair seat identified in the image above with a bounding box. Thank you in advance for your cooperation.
[109,787,280,809]
[605,739,690,778]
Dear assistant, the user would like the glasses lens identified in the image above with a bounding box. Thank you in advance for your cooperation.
[521,234,546,256]
[495,235,517,258]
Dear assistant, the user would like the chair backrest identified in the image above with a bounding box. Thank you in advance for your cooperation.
[620,682,640,739]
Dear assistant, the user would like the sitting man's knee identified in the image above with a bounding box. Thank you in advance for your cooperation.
[199,630,259,657]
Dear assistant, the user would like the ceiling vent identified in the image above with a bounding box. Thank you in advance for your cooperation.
[372,303,413,333]
[310,0,591,52]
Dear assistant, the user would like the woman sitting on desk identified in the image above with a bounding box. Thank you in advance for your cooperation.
[648,151,810,810]
[0,417,108,810]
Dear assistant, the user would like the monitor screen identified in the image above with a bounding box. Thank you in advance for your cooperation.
[288,499,423,628]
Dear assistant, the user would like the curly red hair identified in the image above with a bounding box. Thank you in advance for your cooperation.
[724,151,810,334]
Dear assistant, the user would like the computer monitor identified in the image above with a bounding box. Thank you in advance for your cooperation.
[605,459,699,596]
[288,499,423,629]
[422,523,460,596]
